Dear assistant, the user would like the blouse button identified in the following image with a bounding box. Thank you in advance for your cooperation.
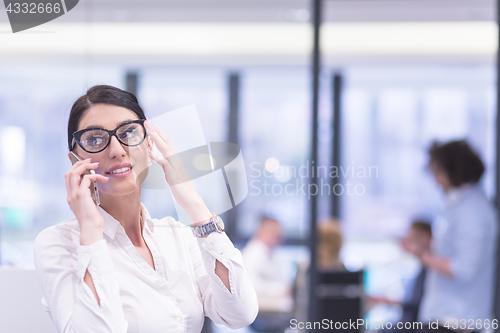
[207,243,214,250]
[83,253,90,260]
[208,257,214,263]
[176,317,182,323]
[163,289,170,297]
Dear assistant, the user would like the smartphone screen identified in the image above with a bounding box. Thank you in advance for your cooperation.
[69,151,100,206]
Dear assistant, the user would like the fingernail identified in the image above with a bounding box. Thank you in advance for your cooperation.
[84,158,91,161]
[146,120,154,132]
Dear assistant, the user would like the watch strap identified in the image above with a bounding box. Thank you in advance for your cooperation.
[192,220,217,237]
[192,214,222,237]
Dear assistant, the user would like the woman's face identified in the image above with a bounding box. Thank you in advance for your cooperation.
[429,161,451,192]
[71,104,152,196]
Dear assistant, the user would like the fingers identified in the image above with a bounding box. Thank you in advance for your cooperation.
[147,147,164,164]
[65,160,101,191]
[68,173,108,207]
[80,173,109,190]
[147,148,192,186]
[73,160,100,177]
[145,120,176,158]
[152,123,173,148]
[148,148,173,172]
[144,120,192,186]
[65,159,89,191]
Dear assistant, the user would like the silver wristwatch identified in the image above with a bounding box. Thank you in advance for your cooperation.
[192,213,225,237]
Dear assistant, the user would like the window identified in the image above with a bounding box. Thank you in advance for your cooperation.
[239,67,312,240]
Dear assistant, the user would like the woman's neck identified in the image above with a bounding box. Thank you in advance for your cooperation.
[99,188,145,246]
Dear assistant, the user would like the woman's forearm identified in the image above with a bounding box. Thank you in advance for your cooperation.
[80,227,104,246]
[186,203,232,291]
[215,260,231,291]
[84,269,101,306]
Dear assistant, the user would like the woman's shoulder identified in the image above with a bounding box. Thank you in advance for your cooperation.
[149,215,193,238]
[150,215,181,226]
[452,186,497,220]
[33,216,80,251]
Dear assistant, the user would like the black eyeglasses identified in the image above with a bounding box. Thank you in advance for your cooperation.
[72,119,147,153]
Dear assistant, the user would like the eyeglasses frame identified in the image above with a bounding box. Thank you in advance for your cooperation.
[72,119,147,154]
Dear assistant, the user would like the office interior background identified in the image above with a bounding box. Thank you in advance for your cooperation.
[0,0,498,332]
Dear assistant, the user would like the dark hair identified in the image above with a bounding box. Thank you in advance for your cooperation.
[411,220,432,236]
[428,139,485,187]
[67,85,146,151]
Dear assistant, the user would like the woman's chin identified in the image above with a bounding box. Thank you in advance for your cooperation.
[97,181,141,197]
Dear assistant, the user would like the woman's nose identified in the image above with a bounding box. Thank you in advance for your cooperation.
[107,135,127,158]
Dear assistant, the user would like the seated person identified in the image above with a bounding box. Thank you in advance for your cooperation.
[242,216,293,332]
[368,220,432,332]
[294,218,346,330]
[317,218,346,271]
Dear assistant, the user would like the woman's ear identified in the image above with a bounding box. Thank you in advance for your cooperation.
[146,136,154,164]
[146,136,153,150]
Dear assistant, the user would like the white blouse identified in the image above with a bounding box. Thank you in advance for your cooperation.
[33,204,259,333]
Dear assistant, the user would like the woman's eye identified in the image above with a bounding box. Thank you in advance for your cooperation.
[120,128,138,139]
[87,137,104,146]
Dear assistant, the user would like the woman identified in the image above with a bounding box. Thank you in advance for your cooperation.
[316,218,345,271]
[413,140,497,333]
[292,218,346,332]
[33,85,258,333]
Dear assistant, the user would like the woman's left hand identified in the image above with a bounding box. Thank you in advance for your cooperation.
[145,119,211,226]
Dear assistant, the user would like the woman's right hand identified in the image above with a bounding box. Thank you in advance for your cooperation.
[65,158,109,242]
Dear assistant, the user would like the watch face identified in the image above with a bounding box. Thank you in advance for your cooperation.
[215,215,225,232]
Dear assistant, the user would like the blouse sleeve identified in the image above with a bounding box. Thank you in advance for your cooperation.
[187,231,259,329]
[448,206,489,283]
[33,227,128,333]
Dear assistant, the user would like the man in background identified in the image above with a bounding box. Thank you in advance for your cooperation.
[369,220,432,332]
[399,220,432,326]
[242,216,293,332]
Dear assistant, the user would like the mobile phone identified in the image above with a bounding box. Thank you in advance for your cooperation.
[69,151,100,206]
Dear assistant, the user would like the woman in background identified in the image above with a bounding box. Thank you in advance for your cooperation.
[316,218,346,271]
[414,140,497,333]
[293,218,346,331]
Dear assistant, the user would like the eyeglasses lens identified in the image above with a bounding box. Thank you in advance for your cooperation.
[80,130,109,152]
[79,122,145,152]
[116,123,145,146]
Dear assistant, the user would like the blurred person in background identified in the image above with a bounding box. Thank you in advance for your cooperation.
[412,140,498,333]
[316,218,346,271]
[293,218,346,331]
[368,220,432,333]
[242,216,293,332]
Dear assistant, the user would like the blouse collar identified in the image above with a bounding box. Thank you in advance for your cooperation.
[446,182,476,205]
[96,203,153,240]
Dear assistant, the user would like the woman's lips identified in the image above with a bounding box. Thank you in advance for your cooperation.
[106,166,133,178]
